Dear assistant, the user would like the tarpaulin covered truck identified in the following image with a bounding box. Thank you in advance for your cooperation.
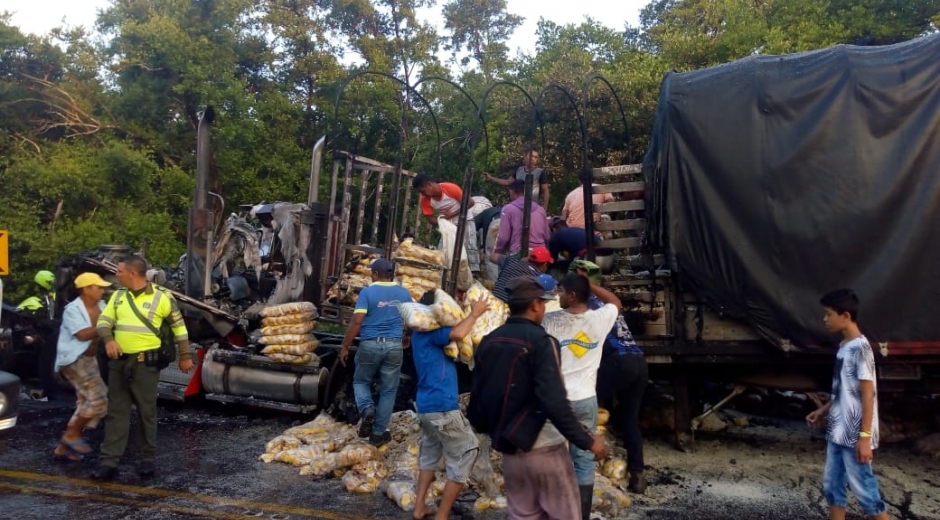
[615,33,940,443]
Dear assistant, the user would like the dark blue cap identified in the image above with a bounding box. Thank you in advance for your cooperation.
[369,258,394,275]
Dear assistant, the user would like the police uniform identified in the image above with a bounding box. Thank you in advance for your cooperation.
[96,284,189,470]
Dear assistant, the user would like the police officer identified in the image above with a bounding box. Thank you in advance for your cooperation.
[16,269,60,401]
[92,255,192,481]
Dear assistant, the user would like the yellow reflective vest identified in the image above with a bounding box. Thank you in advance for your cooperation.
[97,284,189,354]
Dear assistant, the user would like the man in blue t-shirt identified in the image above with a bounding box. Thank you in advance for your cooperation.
[410,294,488,520]
[339,258,413,446]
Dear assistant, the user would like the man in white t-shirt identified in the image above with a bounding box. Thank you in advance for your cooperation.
[541,272,621,520]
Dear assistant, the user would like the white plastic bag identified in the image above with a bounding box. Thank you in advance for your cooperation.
[397,303,441,331]
[431,289,465,326]
[438,219,473,286]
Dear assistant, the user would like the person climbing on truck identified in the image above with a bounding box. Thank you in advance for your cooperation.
[412,174,481,274]
[491,246,553,303]
[490,180,550,260]
[483,146,550,210]
[806,288,889,520]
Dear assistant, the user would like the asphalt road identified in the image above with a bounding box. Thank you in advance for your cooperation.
[3,392,937,520]
[0,397,406,520]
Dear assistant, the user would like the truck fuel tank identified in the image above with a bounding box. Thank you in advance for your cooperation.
[200,348,327,410]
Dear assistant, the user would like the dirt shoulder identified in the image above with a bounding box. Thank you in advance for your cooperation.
[623,418,940,520]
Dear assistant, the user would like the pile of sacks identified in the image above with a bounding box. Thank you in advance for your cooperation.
[324,254,378,306]
[393,238,445,301]
[257,302,319,364]
[397,283,508,366]
[260,404,633,517]
[260,411,508,512]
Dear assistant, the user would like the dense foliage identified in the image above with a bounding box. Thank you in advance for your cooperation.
[1,0,937,298]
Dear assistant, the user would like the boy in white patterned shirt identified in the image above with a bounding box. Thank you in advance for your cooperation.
[806,288,889,520]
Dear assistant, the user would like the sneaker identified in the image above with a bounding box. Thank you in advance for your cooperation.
[368,431,391,447]
[91,465,118,481]
[358,408,375,438]
[137,461,155,478]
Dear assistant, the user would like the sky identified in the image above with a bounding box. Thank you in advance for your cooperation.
[2,0,646,59]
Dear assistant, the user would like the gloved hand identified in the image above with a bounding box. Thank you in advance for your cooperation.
[569,259,602,284]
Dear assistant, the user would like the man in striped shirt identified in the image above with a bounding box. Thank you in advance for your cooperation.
[491,247,553,303]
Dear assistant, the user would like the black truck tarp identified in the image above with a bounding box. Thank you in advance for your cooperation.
[643,34,940,353]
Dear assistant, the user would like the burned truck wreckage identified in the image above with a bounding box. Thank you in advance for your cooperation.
[52,134,434,416]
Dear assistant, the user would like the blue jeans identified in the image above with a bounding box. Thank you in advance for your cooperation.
[822,441,886,516]
[568,396,598,486]
[353,338,403,436]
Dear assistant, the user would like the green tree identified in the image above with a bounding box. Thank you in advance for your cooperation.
[441,0,523,78]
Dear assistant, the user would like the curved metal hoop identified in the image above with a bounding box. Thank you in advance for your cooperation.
[332,70,443,162]
[447,80,546,292]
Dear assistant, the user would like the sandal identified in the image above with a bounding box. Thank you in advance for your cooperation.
[53,448,83,462]
[60,438,93,456]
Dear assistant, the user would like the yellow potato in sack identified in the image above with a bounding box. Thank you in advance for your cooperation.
[443,342,459,360]
[457,335,473,364]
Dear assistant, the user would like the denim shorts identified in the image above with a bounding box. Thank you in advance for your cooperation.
[822,441,886,516]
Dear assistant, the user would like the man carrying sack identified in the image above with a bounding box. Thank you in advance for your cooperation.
[92,254,192,481]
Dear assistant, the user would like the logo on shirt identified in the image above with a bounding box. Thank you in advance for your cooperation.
[560,331,598,358]
[142,302,151,309]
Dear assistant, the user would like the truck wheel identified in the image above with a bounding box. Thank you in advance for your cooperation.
[321,356,353,418]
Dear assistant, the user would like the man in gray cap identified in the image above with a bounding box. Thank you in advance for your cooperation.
[467,276,606,520]
[339,258,413,446]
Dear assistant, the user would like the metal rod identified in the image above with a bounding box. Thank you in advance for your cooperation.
[339,157,354,270]
[581,74,631,260]
[385,164,402,259]
[372,169,386,245]
[449,164,474,293]
[204,229,214,300]
[691,385,746,432]
[520,171,533,258]
[308,135,326,205]
[331,71,442,177]
[401,175,413,240]
[355,170,370,244]
[534,84,590,261]
[194,107,214,211]
[207,192,225,236]
[186,106,215,299]
[323,159,340,283]
[448,80,544,293]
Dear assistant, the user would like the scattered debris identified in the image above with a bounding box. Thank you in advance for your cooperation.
[261,405,633,516]
[914,432,940,459]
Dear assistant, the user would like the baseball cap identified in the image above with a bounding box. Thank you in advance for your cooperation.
[537,274,557,292]
[74,272,112,289]
[369,258,395,275]
[507,276,555,301]
[528,246,554,264]
[569,259,602,284]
